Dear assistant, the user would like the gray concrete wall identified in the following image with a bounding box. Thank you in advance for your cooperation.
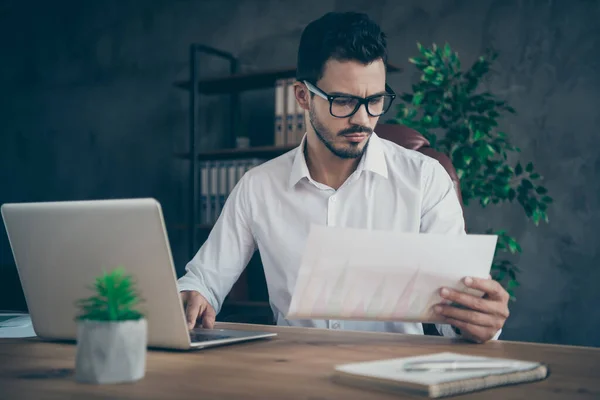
[1,0,598,347]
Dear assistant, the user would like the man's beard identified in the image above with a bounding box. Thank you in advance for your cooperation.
[308,106,372,159]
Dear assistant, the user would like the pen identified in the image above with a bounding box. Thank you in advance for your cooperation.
[403,360,520,372]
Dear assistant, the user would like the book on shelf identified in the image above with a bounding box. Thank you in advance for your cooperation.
[199,158,265,225]
[332,352,549,398]
[275,77,305,147]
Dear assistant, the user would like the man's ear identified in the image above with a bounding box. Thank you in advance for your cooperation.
[294,82,310,111]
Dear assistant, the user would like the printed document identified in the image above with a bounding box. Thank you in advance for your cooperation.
[286,225,498,323]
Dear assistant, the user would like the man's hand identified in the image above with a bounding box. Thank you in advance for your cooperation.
[180,290,216,330]
[434,276,510,343]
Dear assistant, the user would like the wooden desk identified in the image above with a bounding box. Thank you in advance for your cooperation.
[0,322,598,399]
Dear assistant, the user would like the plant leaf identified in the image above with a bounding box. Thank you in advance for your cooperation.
[515,163,523,176]
[526,162,534,173]
[413,92,424,105]
[424,66,436,75]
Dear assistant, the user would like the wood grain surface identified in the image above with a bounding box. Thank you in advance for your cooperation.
[0,322,598,399]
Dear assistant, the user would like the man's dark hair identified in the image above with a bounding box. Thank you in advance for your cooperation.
[296,12,388,83]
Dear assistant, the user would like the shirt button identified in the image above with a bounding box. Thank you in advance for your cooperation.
[330,196,337,203]
[331,321,340,329]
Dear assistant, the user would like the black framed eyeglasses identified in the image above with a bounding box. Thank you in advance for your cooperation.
[303,80,396,118]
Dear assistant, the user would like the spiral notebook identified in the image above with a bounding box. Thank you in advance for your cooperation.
[332,352,548,398]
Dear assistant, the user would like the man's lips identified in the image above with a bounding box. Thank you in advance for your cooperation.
[342,133,368,142]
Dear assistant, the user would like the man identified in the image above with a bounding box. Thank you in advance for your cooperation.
[178,11,510,343]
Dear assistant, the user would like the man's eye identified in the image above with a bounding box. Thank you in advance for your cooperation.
[333,97,354,106]
[369,97,384,105]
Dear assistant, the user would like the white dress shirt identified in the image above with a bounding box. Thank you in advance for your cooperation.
[178,132,497,339]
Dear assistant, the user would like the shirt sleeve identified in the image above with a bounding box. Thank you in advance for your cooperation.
[419,159,501,341]
[419,159,466,235]
[176,173,257,314]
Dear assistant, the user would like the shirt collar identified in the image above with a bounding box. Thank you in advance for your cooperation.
[288,132,388,189]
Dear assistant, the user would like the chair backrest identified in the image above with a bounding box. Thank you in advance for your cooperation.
[375,123,465,209]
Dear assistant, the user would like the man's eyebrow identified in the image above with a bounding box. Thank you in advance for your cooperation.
[328,90,354,96]
[367,90,388,97]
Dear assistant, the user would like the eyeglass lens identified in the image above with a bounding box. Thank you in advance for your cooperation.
[331,95,393,117]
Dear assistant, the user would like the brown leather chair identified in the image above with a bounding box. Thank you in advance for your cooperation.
[375,123,465,210]
[375,123,465,336]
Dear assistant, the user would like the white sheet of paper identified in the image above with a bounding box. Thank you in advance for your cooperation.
[0,313,36,338]
[286,225,498,323]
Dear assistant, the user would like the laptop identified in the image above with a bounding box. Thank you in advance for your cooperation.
[1,198,276,350]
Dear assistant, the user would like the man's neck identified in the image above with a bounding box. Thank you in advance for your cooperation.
[304,136,362,190]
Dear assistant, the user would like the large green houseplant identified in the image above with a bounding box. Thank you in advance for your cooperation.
[75,267,147,384]
[389,43,553,300]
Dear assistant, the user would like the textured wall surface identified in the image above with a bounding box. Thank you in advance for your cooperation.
[1,0,598,346]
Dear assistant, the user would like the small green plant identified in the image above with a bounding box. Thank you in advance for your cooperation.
[389,42,554,301]
[76,267,144,321]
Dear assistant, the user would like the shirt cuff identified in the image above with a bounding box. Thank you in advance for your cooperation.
[436,323,502,341]
[176,275,220,314]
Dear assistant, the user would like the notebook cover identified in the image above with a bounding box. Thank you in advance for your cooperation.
[332,352,549,398]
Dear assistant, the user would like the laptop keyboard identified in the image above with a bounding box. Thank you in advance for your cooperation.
[189,331,234,342]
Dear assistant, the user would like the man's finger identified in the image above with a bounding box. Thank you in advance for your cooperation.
[463,276,508,302]
[439,287,507,318]
[185,297,201,330]
[443,317,491,344]
[434,304,500,329]
[180,292,188,307]
[202,305,216,329]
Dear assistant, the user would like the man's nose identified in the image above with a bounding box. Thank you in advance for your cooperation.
[349,103,370,126]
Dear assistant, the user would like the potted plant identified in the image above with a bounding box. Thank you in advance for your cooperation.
[389,43,553,301]
[74,267,147,384]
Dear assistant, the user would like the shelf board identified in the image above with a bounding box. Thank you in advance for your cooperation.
[174,67,296,94]
[174,144,298,162]
[173,63,403,94]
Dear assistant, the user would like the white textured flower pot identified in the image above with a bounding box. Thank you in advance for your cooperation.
[75,318,147,384]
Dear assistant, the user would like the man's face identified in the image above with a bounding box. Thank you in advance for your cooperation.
[308,58,386,159]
